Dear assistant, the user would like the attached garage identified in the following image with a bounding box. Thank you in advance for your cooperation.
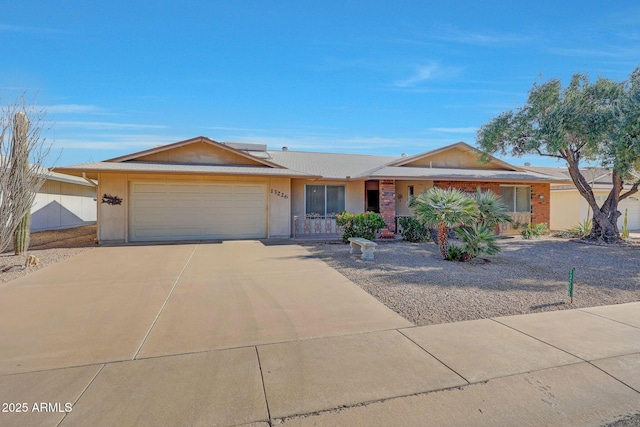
[129,181,267,242]
[619,196,640,230]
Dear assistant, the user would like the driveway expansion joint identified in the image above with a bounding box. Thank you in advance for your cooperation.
[396,328,471,385]
[586,355,640,395]
[254,346,273,426]
[133,244,200,360]
[489,317,587,362]
[576,308,640,329]
[56,364,105,427]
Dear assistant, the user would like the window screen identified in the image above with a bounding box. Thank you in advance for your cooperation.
[305,185,325,215]
[515,186,531,213]
[305,185,345,216]
[500,186,530,212]
[326,185,345,215]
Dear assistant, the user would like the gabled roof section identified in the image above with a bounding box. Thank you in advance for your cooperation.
[386,141,520,171]
[268,150,397,180]
[106,136,284,169]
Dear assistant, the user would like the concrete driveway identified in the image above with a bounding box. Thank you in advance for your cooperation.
[2,241,639,426]
[0,241,410,375]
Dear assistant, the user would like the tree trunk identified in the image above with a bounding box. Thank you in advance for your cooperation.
[437,224,449,258]
[588,171,624,243]
[565,152,621,243]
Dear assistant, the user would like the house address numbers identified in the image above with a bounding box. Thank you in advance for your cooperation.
[270,189,289,199]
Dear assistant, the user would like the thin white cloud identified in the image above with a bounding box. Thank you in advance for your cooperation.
[44,104,104,114]
[433,26,531,46]
[55,121,167,130]
[53,134,181,151]
[395,64,439,87]
[394,63,462,87]
[547,45,640,59]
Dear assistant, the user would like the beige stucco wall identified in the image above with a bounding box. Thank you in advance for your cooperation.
[290,179,365,219]
[268,177,291,238]
[97,172,291,243]
[394,180,433,216]
[132,141,263,166]
[98,173,128,243]
[550,189,617,230]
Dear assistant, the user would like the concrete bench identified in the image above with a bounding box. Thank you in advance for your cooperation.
[348,237,377,261]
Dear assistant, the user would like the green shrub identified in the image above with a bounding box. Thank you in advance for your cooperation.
[398,217,430,242]
[336,211,386,243]
[445,244,469,261]
[455,224,500,258]
[521,222,550,239]
[567,218,592,238]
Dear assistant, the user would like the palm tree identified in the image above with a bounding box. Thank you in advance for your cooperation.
[472,188,513,229]
[455,223,500,259]
[411,187,478,258]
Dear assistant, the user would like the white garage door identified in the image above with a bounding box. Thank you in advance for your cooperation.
[619,196,640,230]
[129,182,267,242]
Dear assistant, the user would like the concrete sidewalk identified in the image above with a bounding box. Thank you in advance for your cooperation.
[0,243,638,426]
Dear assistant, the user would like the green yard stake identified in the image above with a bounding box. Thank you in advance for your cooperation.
[568,267,575,304]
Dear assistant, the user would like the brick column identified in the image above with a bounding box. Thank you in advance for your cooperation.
[379,180,396,238]
[531,183,550,226]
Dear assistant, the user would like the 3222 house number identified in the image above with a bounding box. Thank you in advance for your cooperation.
[271,189,289,199]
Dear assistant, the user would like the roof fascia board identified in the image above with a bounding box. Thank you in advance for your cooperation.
[53,165,319,179]
[362,175,560,183]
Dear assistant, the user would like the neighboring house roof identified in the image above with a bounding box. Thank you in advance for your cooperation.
[0,155,95,187]
[45,170,96,187]
[522,165,611,184]
[54,137,564,183]
[522,165,640,189]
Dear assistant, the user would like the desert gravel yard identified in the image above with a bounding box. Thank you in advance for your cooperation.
[306,237,640,326]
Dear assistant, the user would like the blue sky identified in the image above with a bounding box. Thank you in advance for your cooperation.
[3,1,639,168]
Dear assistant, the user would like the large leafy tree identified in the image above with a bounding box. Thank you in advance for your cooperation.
[477,66,640,243]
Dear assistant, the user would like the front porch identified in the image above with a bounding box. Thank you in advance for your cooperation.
[289,178,549,239]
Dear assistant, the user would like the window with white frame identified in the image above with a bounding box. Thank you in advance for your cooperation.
[499,185,531,213]
[305,185,346,216]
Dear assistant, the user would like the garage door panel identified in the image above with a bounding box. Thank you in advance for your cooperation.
[134,228,169,239]
[129,182,267,242]
[134,199,167,209]
[618,197,640,229]
[201,185,234,194]
[135,183,167,192]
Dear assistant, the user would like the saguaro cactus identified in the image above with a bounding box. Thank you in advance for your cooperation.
[11,112,31,255]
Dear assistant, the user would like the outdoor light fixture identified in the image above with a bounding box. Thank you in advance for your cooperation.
[539,195,545,199]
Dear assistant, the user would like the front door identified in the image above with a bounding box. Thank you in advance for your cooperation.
[365,180,380,213]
